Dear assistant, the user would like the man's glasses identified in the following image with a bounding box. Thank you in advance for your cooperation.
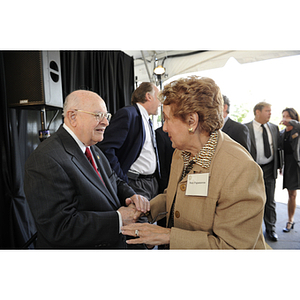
[74,109,112,122]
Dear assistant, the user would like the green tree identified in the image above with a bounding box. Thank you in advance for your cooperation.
[230,103,250,123]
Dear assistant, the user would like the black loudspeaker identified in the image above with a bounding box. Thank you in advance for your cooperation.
[3,51,63,109]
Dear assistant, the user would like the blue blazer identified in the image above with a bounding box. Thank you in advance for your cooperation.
[98,104,145,182]
[24,125,135,249]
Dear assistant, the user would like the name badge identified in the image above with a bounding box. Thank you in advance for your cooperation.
[186,173,210,196]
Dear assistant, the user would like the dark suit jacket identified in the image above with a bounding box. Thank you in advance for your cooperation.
[97,104,145,182]
[279,120,300,168]
[155,127,174,193]
[24,125,136,249]
[244,121,280,179]
[222,117,251,151]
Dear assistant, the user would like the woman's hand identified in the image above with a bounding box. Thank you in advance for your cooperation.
[121,223,171,247]
[125,194,150,214]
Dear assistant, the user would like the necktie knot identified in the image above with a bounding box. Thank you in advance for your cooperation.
[85,147,93,161]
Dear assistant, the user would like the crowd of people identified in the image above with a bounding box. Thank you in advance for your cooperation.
[23,76,300,249]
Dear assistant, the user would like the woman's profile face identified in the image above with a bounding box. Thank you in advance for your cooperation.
[162,105,189,151]
[282,110,291,120]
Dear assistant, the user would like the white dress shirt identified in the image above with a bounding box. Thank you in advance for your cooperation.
[129,103,157,175]
[253,119,274,165]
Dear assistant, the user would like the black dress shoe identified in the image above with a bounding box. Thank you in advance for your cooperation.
[266,230,278,242]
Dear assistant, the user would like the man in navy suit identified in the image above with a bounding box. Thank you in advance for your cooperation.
[97,82,161,202]
[245,102,280,242]
[24,90,149,249]
[221,95,250,152]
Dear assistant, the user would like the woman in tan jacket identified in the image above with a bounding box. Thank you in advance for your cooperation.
[121,76,266,249]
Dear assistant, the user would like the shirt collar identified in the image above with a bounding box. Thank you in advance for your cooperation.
[63,123,86,153]
[136,103,150,119]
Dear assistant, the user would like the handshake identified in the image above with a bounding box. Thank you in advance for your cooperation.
[117,194,171,247]
[117,194,150,225]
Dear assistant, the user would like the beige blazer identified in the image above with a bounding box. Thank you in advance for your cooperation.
[149,130,267,249]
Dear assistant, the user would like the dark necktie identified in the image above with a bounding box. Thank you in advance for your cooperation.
[85,147,105,185]
[261,124,271,158]
[148,118,161,178]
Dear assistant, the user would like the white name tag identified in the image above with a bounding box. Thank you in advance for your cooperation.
[186,173,210,196]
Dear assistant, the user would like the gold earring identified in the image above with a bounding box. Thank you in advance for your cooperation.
[188,128,194,133]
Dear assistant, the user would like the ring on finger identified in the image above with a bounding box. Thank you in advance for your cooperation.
[135,229,139,237]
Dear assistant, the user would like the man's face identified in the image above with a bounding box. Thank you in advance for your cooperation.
[74,94,109,146]
[256,106,271,124]
[149,86,161,115]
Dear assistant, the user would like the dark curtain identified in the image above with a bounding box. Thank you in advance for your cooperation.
[60,50,134,114]
[0,52,36,248]
[0,50,134,248]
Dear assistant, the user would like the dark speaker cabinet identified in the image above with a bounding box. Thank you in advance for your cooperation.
[3,51,63,109]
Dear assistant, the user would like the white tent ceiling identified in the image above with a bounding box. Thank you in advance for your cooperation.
[123,50,300,85]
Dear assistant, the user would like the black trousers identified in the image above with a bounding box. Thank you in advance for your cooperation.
[260,161,277,232]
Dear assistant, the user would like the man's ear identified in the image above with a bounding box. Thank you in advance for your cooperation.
[145,92,152,102]
[67,110,77,126]
[224,104,228,113]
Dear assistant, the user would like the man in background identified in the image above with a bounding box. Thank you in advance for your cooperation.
[245,102,280,242]
[98,82,161,202]
[221,95,250,151]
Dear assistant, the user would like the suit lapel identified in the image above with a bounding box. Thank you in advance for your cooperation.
[248,122,256,148]
[90,147,121,208]
[58,126,121,209]
[267,122,277,149]
[247,122,257,159]
[134,103,146,146]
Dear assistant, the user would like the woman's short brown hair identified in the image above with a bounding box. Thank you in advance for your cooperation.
[160,76,224,133]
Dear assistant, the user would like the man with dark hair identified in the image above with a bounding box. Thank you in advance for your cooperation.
[221,95,251,151]
[97,82,161,204]
[245,101,280,242]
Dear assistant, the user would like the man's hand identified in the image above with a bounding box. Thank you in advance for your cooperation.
[118,204,140,226]
[125,194,150,214]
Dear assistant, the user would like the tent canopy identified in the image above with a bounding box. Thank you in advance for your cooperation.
[123,50,300,85]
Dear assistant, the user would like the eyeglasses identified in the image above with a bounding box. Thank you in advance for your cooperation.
[74,109,112,122]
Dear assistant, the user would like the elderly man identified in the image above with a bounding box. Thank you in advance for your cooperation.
[24,90,149,249]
